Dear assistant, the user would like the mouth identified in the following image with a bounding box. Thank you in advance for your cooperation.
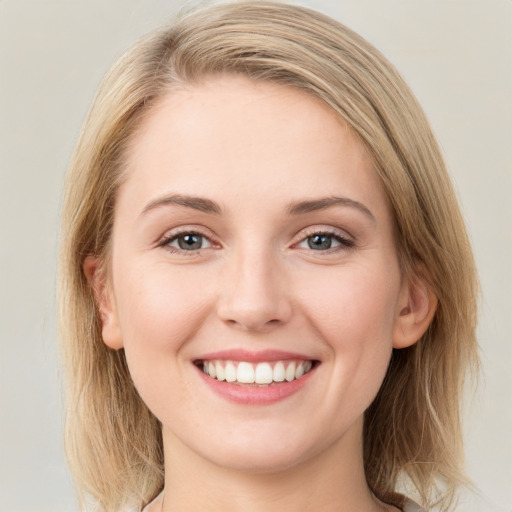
[194,359,317,386]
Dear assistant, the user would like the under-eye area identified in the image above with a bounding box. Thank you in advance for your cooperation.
[194,359,319,386]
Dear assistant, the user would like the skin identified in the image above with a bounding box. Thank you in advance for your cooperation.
[85,75,435,512]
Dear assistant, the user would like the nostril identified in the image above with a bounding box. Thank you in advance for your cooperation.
[216,276,293,331]
[224,317,280,332]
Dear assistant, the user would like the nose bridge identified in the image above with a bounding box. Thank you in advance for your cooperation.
[217,241,292,331]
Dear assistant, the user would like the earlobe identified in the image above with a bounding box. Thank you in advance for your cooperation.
[83,256,124,350]
[392,272,438,349]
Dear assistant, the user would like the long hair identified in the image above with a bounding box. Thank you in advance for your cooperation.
[59,2,479,510]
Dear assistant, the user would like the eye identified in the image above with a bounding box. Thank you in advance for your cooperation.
[163,231,212,252]
[297,232,354,251]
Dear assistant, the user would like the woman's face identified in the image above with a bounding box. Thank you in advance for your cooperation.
[98,75,412,472]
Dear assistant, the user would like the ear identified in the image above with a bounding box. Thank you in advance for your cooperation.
[83,256,124,350]
[392,270,438,349]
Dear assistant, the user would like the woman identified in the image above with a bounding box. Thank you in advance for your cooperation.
[59,2,479,511]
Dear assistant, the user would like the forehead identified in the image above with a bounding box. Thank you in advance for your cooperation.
[119,75,388,220]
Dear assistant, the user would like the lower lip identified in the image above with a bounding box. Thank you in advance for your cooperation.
[195,365,316,405]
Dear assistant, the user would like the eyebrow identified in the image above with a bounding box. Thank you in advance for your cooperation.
[286,196,375,222]
[141,194,222,216]
[141,193,375,222]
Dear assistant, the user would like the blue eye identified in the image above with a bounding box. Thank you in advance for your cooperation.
[307,234,334,250]
[165,232,212,251]
[298,232,353,251]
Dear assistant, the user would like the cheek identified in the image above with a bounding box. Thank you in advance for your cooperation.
[116,260,209,338]
[301,264,400,344]
[112,261,213,388]
[298,263,400,393]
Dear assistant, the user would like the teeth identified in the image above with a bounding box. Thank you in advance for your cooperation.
[225,362,237,382]
[237,362,255,383]
[255,362,273,384]
[215,361,225,381]
[202,359,314,385]
[273,361,285,382]
[285,362,296,382]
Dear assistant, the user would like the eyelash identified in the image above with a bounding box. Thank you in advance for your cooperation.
[158,228,355,254]
[159,230,215,254]
[295,229,355,252]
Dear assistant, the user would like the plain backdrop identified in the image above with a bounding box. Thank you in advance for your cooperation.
[0,1,510,511]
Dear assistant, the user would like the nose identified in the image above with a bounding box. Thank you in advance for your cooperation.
[216,249,293,332]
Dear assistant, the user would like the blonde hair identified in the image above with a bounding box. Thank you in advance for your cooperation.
[59,1,479,510]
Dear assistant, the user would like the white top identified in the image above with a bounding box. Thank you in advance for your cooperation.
[404,499,426,512]
[142,494,426,511]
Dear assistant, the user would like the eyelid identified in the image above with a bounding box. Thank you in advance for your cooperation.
[292,226,356,250]
[155,224,355,253]
[170,232,213,250]
[157,225,220,251]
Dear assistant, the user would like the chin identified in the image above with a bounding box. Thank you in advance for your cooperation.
[187,424,332,475]
[208,445,311,474]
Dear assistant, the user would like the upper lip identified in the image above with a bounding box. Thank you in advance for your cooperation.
[194,349,316,363]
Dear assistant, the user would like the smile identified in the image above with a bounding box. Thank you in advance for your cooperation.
[197,359,314,386]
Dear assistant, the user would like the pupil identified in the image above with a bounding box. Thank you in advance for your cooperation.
[178,234,202,250]
[308,234,332,250]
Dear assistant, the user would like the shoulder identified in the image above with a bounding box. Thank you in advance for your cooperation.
[140,492,163,512]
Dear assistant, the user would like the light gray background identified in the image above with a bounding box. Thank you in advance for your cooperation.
[1,1,510,511]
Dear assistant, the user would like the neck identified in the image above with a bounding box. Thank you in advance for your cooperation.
[158,418,395,512]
